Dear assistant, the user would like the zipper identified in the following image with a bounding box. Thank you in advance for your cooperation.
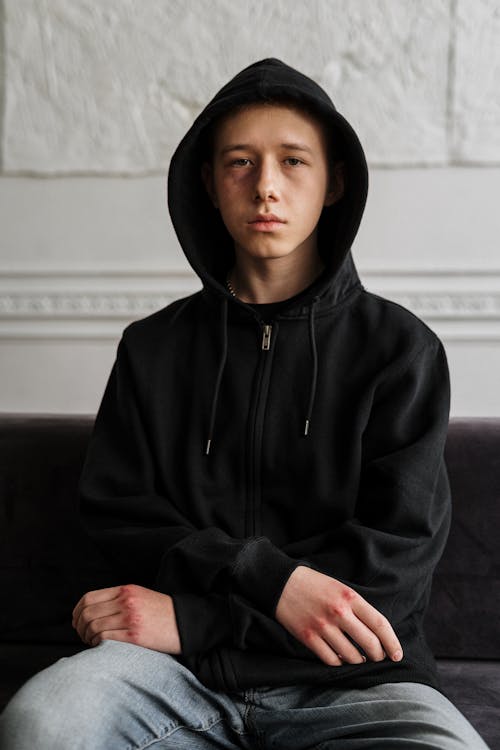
[246,320,277,537]
[261,323,272,350]
[219,320,277,693]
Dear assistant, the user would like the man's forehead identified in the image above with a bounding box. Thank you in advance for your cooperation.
[213,105,326,151]
[217,102,319,129]
[219,140,315,156]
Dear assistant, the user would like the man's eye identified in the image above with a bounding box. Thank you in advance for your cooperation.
[230,157,303,167]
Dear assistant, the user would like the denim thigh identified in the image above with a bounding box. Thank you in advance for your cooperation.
[1,645,491,750]
[0,639,254,750]
[237,680,490,750]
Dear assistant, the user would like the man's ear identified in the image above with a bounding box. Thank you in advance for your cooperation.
[201,161,218,208]
[324,161,345,207]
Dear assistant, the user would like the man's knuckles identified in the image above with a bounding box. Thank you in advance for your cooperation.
[298,624,317,646]
[118,583,142,600]
[339,586,357,603]
[326,602,348,620]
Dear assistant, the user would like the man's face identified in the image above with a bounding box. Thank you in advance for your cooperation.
[201,104,344,264]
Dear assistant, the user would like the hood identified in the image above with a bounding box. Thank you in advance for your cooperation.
[166,58,369,454]
[167,57,369,317]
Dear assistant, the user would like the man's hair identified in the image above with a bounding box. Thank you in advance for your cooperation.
[200,94,344,183]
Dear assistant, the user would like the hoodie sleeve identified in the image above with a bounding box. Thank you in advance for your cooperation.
[168,590,319,658]
[78,332,258,590]
[227,336,452,629]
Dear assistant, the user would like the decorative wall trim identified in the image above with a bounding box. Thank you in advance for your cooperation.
[386,293,500,318]
[0,291,177,317]
[1,268,500,341]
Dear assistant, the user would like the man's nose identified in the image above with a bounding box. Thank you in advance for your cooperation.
[253,159,279,200]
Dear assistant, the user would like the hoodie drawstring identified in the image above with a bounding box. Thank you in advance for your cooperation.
[304,295,321,436]
[205,294,321,455]
[205,296,229,456]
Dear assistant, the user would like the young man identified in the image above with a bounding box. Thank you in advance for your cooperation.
[0,58,489,749]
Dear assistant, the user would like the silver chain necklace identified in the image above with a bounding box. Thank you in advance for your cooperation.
[226,273,237,298]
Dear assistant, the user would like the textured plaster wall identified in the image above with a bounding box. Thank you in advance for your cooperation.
[0,0,499,414]
[3,0,500,172]
[0,0,5,172]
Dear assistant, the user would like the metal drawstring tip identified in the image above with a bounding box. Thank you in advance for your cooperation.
[205,438,211,455]
[304,419,309,436]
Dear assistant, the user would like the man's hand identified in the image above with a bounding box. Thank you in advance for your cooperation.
[72,584,182,654]
[275,566,403,667]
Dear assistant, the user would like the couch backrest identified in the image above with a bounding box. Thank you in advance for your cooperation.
[0,414,112,644]
[1,414,499,656]
[424,417,500,659]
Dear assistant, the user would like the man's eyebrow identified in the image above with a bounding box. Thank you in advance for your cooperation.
[220,142,314,155]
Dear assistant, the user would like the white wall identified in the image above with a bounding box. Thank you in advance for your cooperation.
[1,0,499,416]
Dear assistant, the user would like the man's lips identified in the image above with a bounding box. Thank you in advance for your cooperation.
[249,214,285,223]
[248,213,286,231]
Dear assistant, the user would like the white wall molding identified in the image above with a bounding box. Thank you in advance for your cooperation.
[360,268,500,340]
[1,268,500,341]
[0,290,177,318]
[0,269,196,339]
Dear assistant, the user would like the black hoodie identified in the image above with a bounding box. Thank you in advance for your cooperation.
[78,58,452,694]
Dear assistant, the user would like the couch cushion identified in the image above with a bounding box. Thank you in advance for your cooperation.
[2,414,499,659]
[424,418,500,659]
[436,659,500,749]
[0,414,117,643]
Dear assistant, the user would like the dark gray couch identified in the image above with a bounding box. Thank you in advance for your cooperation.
[0,414,498,748]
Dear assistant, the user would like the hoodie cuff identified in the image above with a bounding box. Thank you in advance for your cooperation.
[231,537,316,617]
[171,593,233,656]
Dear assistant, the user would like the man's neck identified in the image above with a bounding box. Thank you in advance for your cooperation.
[228,253,326,304]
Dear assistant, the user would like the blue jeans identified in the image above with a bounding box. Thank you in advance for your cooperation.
[0,640,490,749]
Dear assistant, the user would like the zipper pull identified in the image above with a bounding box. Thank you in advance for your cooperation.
[261,324,272,350]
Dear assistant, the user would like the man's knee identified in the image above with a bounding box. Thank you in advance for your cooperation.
[0,641,213,750]
[377,682,490,749]
[0,649,126,749]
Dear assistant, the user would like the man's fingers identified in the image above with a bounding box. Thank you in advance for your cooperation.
[351,597,402,661]
[89,629,132,647]
[339,614,387,662]
[322,627,367,664]
[72,587,124,629]
[78,612,126,643]
[74,598,122,638]
[308,635,344,667]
